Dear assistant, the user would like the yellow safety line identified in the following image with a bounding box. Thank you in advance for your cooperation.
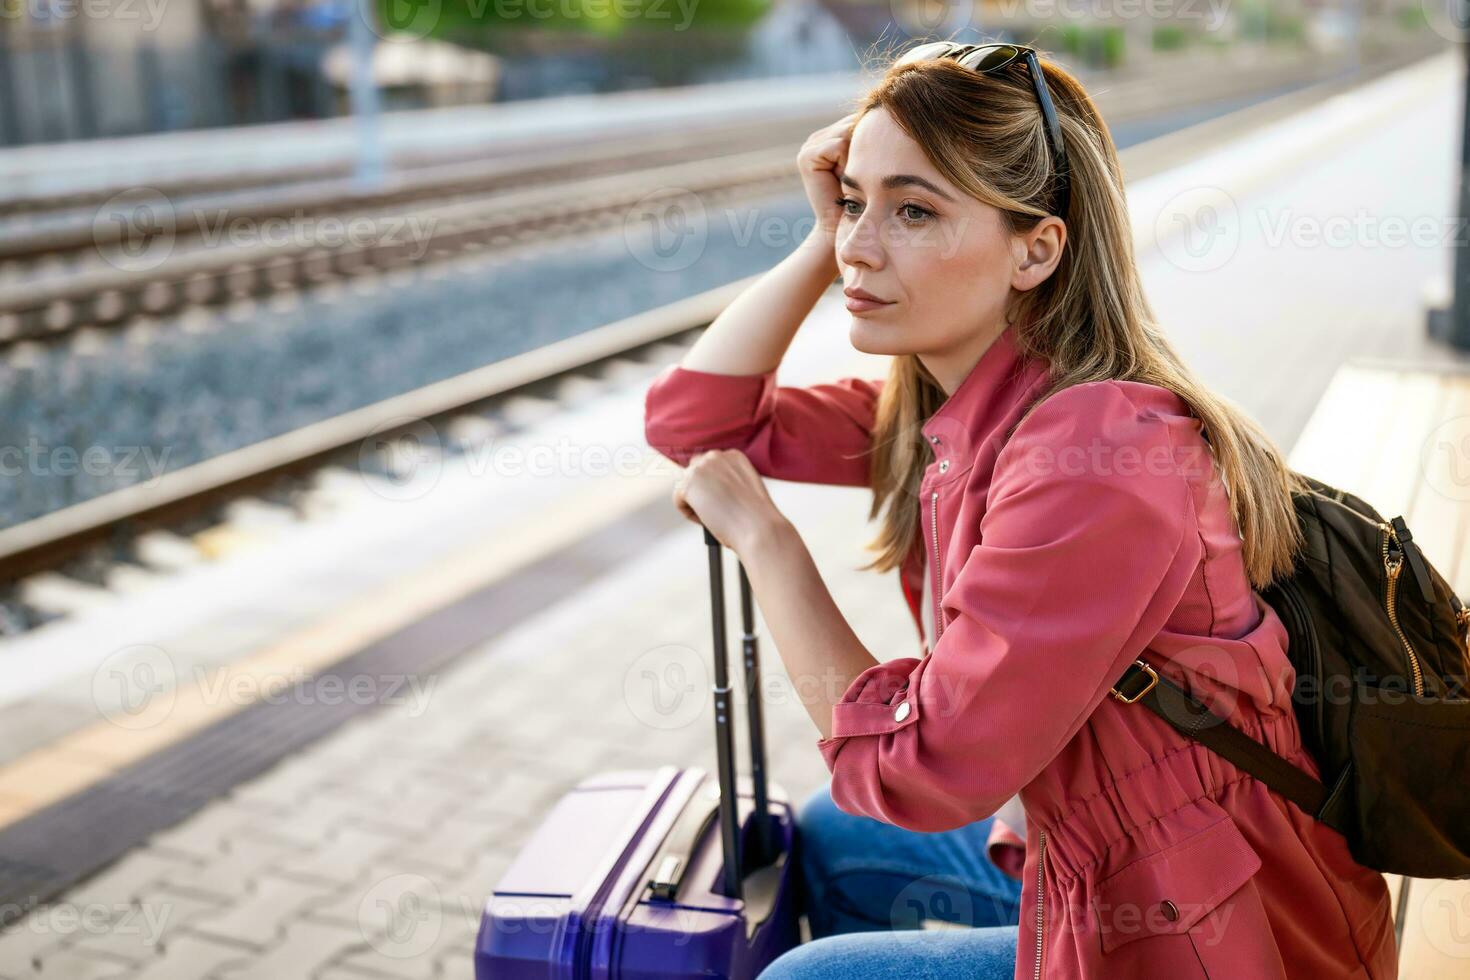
[0,471,673,830]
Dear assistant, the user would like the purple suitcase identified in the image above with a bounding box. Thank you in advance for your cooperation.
[474,527,803,979]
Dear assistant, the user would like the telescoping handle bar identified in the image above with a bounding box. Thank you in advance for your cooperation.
[702,525,774,900]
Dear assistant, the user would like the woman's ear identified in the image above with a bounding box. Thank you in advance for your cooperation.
[1010,216,1066,292]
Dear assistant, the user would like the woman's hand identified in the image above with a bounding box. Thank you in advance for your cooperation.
[671,449,789,557]
[799,111,859,239]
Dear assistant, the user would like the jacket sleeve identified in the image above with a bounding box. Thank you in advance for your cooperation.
[986,816,1027,881]
[815,381,1206,832]
[643,363,883,487]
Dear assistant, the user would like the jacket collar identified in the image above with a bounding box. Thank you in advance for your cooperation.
[919,324,1052,466]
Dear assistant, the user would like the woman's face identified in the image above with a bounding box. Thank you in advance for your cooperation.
[834,106,1064,393]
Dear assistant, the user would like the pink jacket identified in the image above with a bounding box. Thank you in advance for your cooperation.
[643,325,1397,980]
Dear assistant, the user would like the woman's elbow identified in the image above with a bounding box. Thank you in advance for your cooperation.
[828,752,1010,833]
[830,783,994,834]
[643,401,755,466]
[643,418,698,466]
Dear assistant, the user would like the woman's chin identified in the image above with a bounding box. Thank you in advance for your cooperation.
[849,316,910,356]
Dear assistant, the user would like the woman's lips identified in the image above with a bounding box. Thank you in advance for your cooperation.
[844,291,895,313]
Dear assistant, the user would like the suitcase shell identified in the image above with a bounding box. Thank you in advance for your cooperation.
[475,764,801,979]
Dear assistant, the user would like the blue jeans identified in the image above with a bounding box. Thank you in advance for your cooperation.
[758,783,1023,980]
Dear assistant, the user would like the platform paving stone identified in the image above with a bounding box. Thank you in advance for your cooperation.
[386,812,521,876]
[29,948,132,980]
[144,800,303,863]
[181,872,347,950]
[51,851,206,923]
[219,796,381,859]
[173,835,319,905]
[317,956,435,980]
[329,875,486,977]
[0,923,67,977]
[434,951,476,980]
[67,887,224,965]
[272,825,409,889]
[211,919,368,980]
[122,935,253,980]
[222,761,344,815]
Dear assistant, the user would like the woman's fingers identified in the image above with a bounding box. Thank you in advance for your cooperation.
[803,112,858,154]
[671,471,699,524]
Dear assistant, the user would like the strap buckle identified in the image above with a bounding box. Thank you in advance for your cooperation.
[1110,660,1159,704]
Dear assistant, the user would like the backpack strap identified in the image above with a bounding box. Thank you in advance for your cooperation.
[1111,660,1330,819]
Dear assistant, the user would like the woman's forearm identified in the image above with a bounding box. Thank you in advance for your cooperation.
[679,227,838,376]
[739,517,879,740]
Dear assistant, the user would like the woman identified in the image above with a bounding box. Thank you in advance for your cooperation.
[642,39,1398,980]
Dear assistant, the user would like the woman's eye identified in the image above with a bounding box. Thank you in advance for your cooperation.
[833,197,932,222]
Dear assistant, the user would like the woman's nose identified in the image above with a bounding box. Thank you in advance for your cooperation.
[836,213,886,270]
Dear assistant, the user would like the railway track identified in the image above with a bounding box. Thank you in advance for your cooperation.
[0,145,805,343]
[0,279,737,632]
[0,41,1440,349]
[0,115,828,265]
[0,37,1448,633]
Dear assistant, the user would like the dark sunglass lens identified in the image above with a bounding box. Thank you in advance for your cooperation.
[964,44,1021,73]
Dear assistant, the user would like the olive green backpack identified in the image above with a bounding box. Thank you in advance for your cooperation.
[1110,473,1470,879]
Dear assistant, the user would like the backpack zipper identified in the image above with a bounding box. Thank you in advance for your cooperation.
[1276,579,1325,747]
[1453,594,1470,652]
[1033,829,1047,980]
[1379,521,1425,697]
[931,490,944,641]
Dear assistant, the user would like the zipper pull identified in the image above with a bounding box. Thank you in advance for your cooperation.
[1389,517,1437,605]
[1453,594,1470,649]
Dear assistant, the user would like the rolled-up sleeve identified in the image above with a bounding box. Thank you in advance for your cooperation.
[815,381,1206,832]
[986,814,1027,880]
[643,364,882,487]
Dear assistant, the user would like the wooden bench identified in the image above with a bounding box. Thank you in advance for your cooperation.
[1289,359,1470,976]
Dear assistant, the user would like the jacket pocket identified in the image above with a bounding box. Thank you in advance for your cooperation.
[1092,811,1284,978]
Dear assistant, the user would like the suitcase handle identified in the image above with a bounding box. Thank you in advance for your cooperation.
[702,524,775,900]
[646,794,720,901]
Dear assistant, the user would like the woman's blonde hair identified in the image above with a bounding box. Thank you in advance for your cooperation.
[855,40,1311,590]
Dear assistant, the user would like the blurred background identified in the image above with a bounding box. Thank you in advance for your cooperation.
[0,1,1469,978]
[0,0,1438,139]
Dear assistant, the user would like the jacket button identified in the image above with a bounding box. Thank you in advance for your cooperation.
[928,435,940,444]
[1160,900,1179,922]
[893,701,911,722]
[938,459,950,473]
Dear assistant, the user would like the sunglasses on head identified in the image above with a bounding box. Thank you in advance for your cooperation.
[894,41,1071,220]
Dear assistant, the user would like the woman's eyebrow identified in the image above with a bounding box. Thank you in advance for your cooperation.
[839,172,956,202]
